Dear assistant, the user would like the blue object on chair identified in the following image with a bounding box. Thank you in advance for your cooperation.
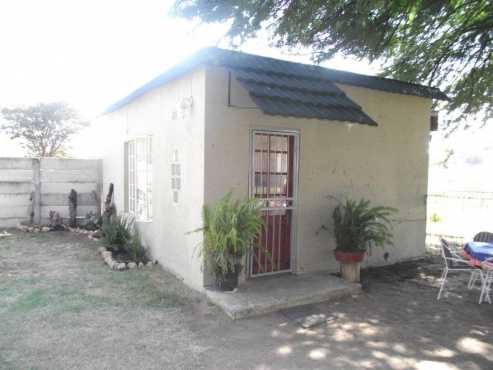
[464,242,493,262]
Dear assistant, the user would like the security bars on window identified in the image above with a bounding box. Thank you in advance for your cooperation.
[126,136,152,221]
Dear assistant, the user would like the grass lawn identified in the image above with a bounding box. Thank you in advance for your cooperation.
[1,231,492,370]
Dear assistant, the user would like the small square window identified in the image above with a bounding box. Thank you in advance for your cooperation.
[171,150,181,203]
[171,163,181,176]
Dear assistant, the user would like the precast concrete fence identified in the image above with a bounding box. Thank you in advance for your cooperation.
[0,157,101,228]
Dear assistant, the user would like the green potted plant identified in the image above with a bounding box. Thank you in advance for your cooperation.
[323,198,397,282]
[196,193,264,291]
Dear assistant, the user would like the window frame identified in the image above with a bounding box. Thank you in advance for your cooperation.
[125,135,153,222]
[170,149,181,204]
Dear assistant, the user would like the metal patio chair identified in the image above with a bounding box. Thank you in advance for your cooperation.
[473,231,493,243]
[437,238,483,300]
[471,232,493,303]
[479,258,493,304]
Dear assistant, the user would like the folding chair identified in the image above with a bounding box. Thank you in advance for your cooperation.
[479,258,493,304]
[437,238,483,300]
[473,231,493,243]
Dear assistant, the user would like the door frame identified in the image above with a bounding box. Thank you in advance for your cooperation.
[248,128,300,278]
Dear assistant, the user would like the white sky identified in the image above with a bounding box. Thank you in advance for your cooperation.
[0,0,379,158]
[1,0,490,189]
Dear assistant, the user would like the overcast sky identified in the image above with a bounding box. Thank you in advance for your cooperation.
[0,0,381,157]
[2,1,489,159]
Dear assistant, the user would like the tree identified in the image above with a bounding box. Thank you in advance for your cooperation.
[173,0,493,125]
[0,102,86,157]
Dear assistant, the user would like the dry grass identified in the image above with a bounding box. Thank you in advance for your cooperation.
[0,231,212,370]
[1,230,492,370]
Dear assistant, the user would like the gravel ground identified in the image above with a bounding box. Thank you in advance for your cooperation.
[0,231,492,370]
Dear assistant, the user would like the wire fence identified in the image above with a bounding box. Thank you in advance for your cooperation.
[427,191,493,245]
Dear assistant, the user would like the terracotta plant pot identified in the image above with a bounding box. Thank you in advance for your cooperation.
[334,250,365,263]
[334,250,365,282]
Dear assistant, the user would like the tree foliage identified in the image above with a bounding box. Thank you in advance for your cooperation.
[173,0,493,122]
[0,102,86,157]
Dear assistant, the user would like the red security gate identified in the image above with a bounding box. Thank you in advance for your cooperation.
[250,131,297,276]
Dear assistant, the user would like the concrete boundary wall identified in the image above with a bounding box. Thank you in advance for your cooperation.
[0,158,102,228]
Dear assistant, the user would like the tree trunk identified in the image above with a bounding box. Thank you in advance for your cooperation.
[102,183,115,224]
[68,189,77,227]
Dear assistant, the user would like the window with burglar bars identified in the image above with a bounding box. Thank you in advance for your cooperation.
[126,136,152,221]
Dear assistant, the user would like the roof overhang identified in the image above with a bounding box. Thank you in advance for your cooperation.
[233,69,377,125]
[105,47,447,126]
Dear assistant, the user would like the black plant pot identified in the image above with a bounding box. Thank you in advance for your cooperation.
[215,265,241,291]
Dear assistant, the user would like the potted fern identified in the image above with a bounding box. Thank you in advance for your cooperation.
[197,193,263,291]
[323,198,397,282]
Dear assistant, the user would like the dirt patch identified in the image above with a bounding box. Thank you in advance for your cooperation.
[1,230,492,370]
[360,256,444,290]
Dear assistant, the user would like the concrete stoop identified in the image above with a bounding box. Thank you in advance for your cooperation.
[205,272,361,319]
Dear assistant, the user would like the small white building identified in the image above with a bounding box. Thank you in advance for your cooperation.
[99,47,446,290]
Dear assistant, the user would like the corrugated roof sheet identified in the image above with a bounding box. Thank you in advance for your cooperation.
[251,96,375,123]
[234,69,341,94]
[235,71,376,125]
[238,81,360,108]
[105,47,447,126]
[207,48,448,101]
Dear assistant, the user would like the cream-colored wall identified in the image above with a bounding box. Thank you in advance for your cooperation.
[99,64,432,288]
[99,68,206,289]
[204,67,432,274]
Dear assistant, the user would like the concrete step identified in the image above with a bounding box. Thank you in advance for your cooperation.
[205,272,361,319]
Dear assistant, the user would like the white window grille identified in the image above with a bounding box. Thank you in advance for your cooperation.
[126,136,152,221]
[171,150,181,203]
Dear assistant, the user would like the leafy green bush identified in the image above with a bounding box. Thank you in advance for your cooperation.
[330,198,397,252]
[84,211,101,231]
[197,192,264,277]
[430,213,442,223]
[102,216,131,252]
[123,230,147,263]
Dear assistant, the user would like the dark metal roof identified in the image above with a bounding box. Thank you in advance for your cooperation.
[235,71,376,125]
[105,47,447,126]
[210,48,448,101]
